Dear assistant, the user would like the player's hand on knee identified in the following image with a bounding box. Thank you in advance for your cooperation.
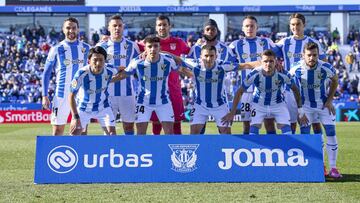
[323,101,335,115]
[221,113,234,126]
[69,119,82,135]
[298,114,309,127]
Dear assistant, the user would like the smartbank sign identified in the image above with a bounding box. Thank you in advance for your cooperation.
[34,135,324,183]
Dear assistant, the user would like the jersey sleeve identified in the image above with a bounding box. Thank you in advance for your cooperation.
[125,58,138,75]
[178,38,191,55]
[242,70,258,90]
[322,63,336,79]
[41,46,57,96]
[182,58,198,70]
[132,42,140,58]
[70,70,84,94]
[222,61,239,72]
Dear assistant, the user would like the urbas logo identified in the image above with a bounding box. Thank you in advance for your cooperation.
[47,146,78,174]
[218,148,308,170]
[84,149,153,168]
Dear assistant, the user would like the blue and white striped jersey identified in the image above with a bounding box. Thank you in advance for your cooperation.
[229,37,276,92]
[183,59,239,108]
[188,41,236,62]
[289,60,336,109]
[97,37,140,97]
[70,64,117,112]
[276,36,326,71]
[125,54,178,105]
[243,68,293,106]
[42,40,91,98]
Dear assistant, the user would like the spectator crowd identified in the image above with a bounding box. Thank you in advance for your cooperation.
[1,24,359,105]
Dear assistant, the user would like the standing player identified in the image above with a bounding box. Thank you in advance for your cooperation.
[222,50,307,134]
[290,43,341,178]
[42,17,91,135]
[276,13,326,134]
[229,15,278,134]
[183,45,252,134]
[97,15,140,135]
[69,46,118,135]
[139,15,190,135]
[121,35,192,135]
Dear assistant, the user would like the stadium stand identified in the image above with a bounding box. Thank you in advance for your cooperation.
[0,24,359,105]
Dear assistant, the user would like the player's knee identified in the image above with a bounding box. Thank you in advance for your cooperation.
[249,125,260,135]
[300,125,311,134]
[281,125,292,134]
[324,125,336,137]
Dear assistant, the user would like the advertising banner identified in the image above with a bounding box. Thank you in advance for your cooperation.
[34,134,324,183]
[0,110,51,124]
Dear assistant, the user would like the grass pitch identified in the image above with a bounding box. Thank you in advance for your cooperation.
[0,122,359,202]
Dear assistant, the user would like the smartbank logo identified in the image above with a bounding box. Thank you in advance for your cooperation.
[47,146,153,174]
[218,148,309,170]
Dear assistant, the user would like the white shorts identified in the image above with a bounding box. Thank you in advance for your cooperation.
[303,105,335,125]
[109,96,136,123]
[51,96,71,125]
[135,102,174,123]
[191,103,231,127]
[78,107,115,128]
[251,102,290,126]
[239,92,253,122]
[285,90,298,123]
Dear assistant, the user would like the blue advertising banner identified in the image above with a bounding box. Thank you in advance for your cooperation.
[0,5,359,13]
[34,134,325,184]
[0,103,42,110]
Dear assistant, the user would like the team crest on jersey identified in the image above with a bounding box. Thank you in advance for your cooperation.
[259,41,265,47]
[81,48,86,53]
[287,51,293,58]
[142,76,147,81]
[318,73,324,80]
[218,48,224,54]
[241,53,249,59]
[124,44,129,50]
[71,79,78,89]
[169,144,199,173]
[170,43,177,50]
[107,54,113,60]
[275,79,281,87]
[64,59,71,66]
[104,75,109,81]
[161,64,167,70]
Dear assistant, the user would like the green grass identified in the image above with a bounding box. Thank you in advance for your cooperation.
[0,122,360,202]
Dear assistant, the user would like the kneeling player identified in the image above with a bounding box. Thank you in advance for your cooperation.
[222,50,308,134]
[120,35,192,135]
[69,46,119,135]
[182,45,253,134]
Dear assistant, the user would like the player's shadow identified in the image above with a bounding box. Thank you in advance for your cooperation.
[326,174,360,182]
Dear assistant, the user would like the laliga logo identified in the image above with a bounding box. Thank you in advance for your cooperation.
[47,146,78,174]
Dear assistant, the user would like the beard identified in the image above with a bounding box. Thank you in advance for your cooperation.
[203,34,217,42]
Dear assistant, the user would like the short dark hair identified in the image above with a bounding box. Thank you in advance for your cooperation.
[156,15,170,25]
[303,42,319,52]
[289,13,306,25]
[201,45,217,53]
[88,46,107,60]
[108,14,123,23]
[143,34,160,44]
[262,49,276,58]
[63,17,79,28]
[243,15,258,23]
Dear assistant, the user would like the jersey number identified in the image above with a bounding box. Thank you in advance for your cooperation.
[241,103,251,112]
[136,105,145,114]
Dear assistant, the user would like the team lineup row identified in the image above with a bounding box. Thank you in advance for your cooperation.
[41,13,341,178]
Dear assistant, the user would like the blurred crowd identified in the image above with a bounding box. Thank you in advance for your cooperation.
[1,24,360,104]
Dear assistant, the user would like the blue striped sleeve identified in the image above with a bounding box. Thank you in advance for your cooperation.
[41,47,57,96]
